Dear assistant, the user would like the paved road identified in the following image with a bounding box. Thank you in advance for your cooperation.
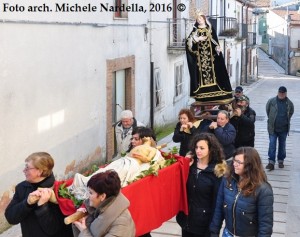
[152,48,300,237]
[2,49,300,237]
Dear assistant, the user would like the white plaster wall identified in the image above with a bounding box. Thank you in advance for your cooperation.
[150,0,191,126]
[267,11,286,40]
[290,27,300,49]
[231,41,242,87]
[0,10,151,196]
[0,23,104,189]
[226,0,237,17]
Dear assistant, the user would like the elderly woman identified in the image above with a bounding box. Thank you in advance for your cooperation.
[72,170,135,237]
[5,152,72,237]
[204,110,236,160]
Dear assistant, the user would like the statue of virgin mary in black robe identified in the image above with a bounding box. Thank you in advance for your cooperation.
[186,13,233,104]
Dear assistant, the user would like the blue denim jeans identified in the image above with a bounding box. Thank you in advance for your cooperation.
[222,228,233,237]
[222,227,255,237]
[268,131,288,164]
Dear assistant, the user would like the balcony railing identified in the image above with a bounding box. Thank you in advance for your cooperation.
[209,16,238,37]
[167,17,246,49]
[168,18,194,48]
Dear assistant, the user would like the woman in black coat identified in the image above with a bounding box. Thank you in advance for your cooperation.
[5,152,73,237]
[172,108,202,156]
[176,133,227,237]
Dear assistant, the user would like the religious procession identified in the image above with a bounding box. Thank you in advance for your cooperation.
[1,0,300,237]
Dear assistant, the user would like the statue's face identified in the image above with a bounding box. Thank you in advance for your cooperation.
[196,15,205,25]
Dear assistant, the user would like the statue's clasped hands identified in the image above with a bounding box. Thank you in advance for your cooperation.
[193,35,207,42]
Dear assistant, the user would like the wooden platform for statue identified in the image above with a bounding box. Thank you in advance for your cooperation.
[190,98,234,120]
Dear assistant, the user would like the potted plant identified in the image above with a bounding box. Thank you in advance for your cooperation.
[219,28,239,37]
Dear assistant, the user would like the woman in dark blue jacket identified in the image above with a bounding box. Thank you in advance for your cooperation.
[176,133,227,237]
[204,110,236,160]
[210,147,273,237]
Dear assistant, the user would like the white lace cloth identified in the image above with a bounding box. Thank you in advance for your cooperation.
[68,150,164,200]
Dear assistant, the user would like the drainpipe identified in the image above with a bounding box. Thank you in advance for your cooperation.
[285,10,291,75]
[149,9,154,129]
[240,3,244,85]
[244,4,249,84]
[224,0,227,61]
[150,62,154,129]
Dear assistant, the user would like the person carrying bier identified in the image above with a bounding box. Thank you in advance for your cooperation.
[72,170,135,237]
[172,108,206,156]
[176,133,227,237]
[5,152,73,237]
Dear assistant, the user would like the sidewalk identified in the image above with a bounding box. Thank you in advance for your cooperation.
[152,48,300,236]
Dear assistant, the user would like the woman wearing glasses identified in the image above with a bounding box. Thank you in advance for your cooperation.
[210,147,274,237]
[5,152,72,237]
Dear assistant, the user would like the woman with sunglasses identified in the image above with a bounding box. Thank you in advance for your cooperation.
[5,152,73,237]
[210,147,274,237]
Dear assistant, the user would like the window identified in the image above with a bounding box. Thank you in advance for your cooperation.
[154,68,163,108]
[175,62,183,97]
[115,0,128,18]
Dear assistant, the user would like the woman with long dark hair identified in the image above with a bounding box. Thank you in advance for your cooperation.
[176,133,227,237]
[210,147,273,237]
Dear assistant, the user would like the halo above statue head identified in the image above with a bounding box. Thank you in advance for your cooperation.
[193,8,211,28]
[193,9,205,19]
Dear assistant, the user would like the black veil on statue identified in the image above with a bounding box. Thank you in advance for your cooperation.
[186,11,233,104]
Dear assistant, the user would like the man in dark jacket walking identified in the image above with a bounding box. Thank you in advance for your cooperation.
[230,95,256,148]
[265,86,294,170]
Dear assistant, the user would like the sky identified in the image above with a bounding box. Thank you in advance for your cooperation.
[272,0,299,6]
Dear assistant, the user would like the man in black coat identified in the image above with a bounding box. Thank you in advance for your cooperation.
[230,95,256,148]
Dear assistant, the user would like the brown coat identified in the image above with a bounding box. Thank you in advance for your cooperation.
[73,193,135,237]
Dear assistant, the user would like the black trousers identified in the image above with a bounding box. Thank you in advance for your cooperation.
[182,229,210,237]
[139,233,151,237]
